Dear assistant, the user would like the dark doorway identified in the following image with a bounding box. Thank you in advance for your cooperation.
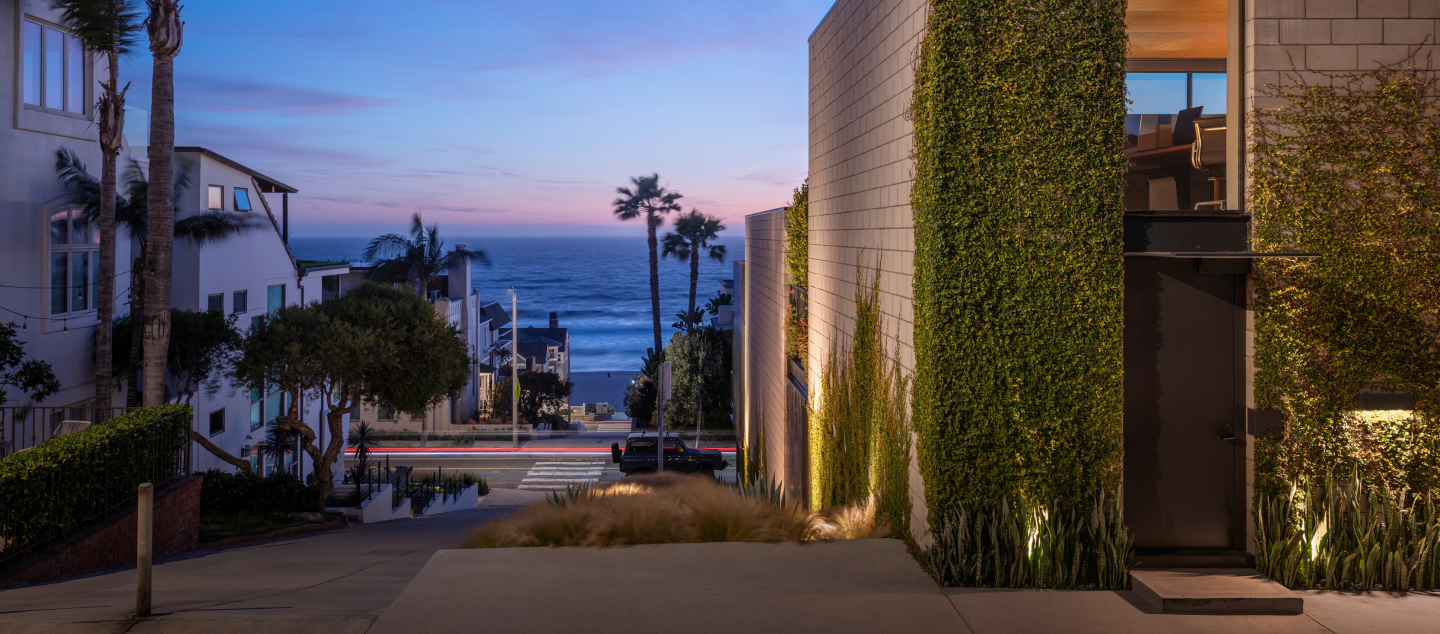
[785,374,809,507]
[1124,258,1245,551]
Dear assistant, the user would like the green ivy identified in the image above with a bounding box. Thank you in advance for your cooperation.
[909,0,1127,528]
[785,180,809,290]
[809,264,912,540]
[0,405,191,565]
[1251,58,1440,496]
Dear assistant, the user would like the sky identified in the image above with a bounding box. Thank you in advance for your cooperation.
[117,1,837,238]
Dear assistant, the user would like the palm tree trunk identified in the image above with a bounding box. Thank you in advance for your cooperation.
[127,252,144,407]
[94,50,125,417]
[647,214,662,352]
[688,249,700,325]
[142,2,182,407]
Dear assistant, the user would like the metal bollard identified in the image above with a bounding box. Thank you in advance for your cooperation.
[136,482,153,617]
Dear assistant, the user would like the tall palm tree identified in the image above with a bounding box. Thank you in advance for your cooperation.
[49,0,142,415]
[612,174,682,352]
[57,151,258,405]
[141,0,183,407]
[662,210,726,329]
[362,212,489,295]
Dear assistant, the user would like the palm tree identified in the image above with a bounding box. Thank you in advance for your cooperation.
[49,0,142,416]
[140,0,183,407]
[56,151,258,405]
[362,212,489,296]
[613,174,683,352]
[662,210,726,329]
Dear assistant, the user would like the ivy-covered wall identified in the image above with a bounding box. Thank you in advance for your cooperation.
[1251,59,1440,496]
[909,0,1127,518]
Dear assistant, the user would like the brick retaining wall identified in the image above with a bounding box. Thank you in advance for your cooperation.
[1,475,202,588]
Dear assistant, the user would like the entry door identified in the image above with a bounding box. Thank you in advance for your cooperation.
[1124,259,1243,550]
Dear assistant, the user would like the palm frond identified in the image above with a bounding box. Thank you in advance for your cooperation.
[54,147,103,217]
[49,0,143,57]
[175,211,261,247]
[363,233,412,262]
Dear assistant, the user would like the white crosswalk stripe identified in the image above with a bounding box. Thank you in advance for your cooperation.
[518,459,606,491]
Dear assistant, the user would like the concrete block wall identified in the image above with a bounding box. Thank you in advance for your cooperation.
[808,0,928,541]
[742,210,790,490]
[1248,0,1438,110]
[2,476,201,587]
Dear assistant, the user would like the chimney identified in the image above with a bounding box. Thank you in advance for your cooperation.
[549,312,559,329]
[447,244,472,301]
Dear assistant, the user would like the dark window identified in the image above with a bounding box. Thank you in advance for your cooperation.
[322,275,339,301]
[207,293,223,312]
[208,408,225,436]
[233,289,248,313]
[267,284,284,312]
[626,438,657,453]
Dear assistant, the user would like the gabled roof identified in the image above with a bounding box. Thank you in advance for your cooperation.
[480,302,511,331]
[175,147,298,193]
[518,326,568,353]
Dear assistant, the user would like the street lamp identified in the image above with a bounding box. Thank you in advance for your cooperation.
[509,287,519,448]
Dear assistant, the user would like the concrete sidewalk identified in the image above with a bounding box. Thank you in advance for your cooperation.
[0,505,523,634]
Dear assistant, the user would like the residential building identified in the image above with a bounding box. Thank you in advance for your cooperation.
[0,1,130,418]
[737,0,1418,559]
[513,312,570,381]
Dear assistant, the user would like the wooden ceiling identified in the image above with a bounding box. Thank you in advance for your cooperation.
[1127,0,1227,59]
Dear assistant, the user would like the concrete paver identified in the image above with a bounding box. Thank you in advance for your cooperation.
[371,539,974,634]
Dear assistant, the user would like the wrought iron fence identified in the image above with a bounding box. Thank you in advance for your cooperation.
[328,466,382,509]
[0,406,140,458]
[409,469,437,516]
[391,464,411,510]
[0,407,189,568]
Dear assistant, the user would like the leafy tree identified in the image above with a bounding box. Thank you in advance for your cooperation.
[141,0,185,407]
[612,174,683,352]
[230,283,470,510]
[623,347,665,428]
[665,327,732,433]
[488,370,574,424]
[662,210,726,329]
[112,309,244,470]
[49,0,142,415]
[363,212,488,295]
[0,323,60,407]
[56,152,256,407]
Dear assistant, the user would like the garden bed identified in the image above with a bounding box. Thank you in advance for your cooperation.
[199,512,332,544]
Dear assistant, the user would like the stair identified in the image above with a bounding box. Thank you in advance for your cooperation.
[1129,568,1303,615]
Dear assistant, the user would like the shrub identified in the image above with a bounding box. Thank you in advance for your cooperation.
[198,469,315,514]
[463,473,877,548]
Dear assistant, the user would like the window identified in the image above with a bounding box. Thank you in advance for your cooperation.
[208,408,225,436]
[208,185,224,210]
[22,20,87,115]
[233,290,248,313]
[207,293,223,312]
[267,284,285,312]
[378,405,394,420]
[49,208,98,315]
[1126,72,1226,115]
[322,275,340,301]
[233,188,252,211]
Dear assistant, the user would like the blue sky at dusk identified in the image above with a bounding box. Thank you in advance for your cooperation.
[117,1,836,237]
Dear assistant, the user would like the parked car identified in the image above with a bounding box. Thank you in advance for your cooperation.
[612,431,729,476]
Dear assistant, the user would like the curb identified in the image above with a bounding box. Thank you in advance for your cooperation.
[199,520,346,550]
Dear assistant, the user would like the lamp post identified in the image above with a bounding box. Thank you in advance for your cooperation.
[657,361,671,473]
[509,287,519,448]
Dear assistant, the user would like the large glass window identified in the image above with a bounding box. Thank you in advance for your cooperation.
[48,208,98,315]
[267,284,284,312]
[23,21,86,114]
[1127,72,1227,115]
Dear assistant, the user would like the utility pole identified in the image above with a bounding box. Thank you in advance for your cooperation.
[136,482,153,617]
[657,361,671,473]
[509,287,519,448]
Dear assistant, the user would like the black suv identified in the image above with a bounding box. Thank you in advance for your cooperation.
[612,432,729,476]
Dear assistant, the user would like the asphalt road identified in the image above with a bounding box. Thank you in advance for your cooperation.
[346,452,737,491]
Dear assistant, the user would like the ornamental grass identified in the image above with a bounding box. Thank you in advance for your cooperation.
[461,473,885,548]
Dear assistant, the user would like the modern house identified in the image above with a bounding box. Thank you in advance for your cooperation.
[738,0,1420,568]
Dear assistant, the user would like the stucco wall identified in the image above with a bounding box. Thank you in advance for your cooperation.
[807,0,927,541]
[741,209,790,493]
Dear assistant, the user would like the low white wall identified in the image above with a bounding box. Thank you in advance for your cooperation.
[331,484,411,523]
[419,484,481,516]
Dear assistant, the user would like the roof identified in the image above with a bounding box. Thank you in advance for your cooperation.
[296,259,350,273]
[518,326,568,352]
[175,147,298,193]
[746,206,787,219]
[479,302,511,331]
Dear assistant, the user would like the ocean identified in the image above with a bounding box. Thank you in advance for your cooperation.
[289,235,743,374]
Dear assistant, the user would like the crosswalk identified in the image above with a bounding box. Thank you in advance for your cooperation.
[517,459,605,491]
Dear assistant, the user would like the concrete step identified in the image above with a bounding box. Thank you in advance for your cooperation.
[1130,568,1303,615]
[1134,549,1255,569]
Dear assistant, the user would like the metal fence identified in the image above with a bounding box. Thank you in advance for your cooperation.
[0,406,139,458]
[0,408,189,568]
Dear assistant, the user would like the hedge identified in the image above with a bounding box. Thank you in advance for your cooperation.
[1250,57,1440,495]
[198,469,315,515]
[0,405,190,566]
[909,0,1127,520]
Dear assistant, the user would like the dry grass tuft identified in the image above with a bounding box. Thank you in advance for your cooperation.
[463,474,881,548]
